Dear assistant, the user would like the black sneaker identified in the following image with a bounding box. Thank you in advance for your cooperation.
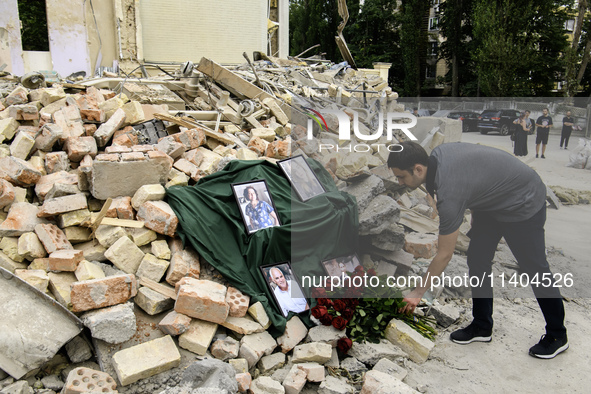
[450,323,492,344]
[536,154,539,158]
[541,155,546,159]
[529,334,568,359]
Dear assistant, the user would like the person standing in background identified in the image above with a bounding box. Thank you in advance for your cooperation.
[560,111,574,149]
[535,108,553,159]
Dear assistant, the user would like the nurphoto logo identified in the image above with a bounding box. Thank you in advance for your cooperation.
[303,107,419,153]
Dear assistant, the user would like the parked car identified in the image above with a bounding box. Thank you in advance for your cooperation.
[447,111,479,132]
[477,109,521,135]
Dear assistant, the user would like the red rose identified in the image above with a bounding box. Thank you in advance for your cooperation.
[342,308,355,320]
[354,265,365,274]
[311,305,327,319]
[319,313,333,326]
[337,337,353,354]
[316,298,329,306]
[333,299,347,312]
[332,316,348,330]
[345,298,359,308]
[367,268,377,276]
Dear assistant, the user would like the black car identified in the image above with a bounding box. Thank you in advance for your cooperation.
[477,109,521,135]
[447,111,479,132]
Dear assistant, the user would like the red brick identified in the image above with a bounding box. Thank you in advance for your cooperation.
[45,152,70,174]
[48,249,84,272]
[95,153,120,162]
[63,367,118,394]
[70,274,138,312]
[236,372,252,393]
[404,233,438,259]
[106,196,134,220]
[0,156,42,187]
[83,123,97,136]
[174,279,229,324]
[34,223,73,253]
[158,310,192,336]
[0,178,15,208]
[121,152,146,161]
[226,287,250,318]
[64,136,98,162]
[166,248,200,286]
[137,200,178,237]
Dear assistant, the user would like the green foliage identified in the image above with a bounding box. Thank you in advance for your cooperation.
[399,0,430,96]
[470,0,570,96]
[18,0,49,52]
[347,298,437,343]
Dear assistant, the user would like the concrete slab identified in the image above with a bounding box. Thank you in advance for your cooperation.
[0,267,83,379]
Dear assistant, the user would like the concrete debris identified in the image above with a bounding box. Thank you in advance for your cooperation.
[0,55,454,393]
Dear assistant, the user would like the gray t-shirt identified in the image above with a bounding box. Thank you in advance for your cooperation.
[429,143,546,235]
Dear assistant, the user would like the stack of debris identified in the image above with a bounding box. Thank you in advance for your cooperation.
[0,57,463,394]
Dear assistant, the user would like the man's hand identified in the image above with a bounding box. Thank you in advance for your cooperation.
[399,288,424,314]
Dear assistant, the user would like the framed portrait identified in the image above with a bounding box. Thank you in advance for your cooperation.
[321,254,362,279]
[260,261,310,318]
[278,155,326,202]
[231,180,281,234]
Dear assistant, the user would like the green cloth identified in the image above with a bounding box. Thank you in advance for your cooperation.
[166,158,358,335]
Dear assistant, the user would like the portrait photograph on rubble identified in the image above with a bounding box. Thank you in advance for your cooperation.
[260,262,309,318]
[231,180,281,234]
[321,254,362,279]
[278,155,326,201]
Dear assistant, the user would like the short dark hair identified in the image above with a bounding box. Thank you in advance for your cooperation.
[387,141,429,172]
[243,186,258,200]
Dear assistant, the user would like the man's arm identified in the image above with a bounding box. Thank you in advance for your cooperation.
[399,229,460,314]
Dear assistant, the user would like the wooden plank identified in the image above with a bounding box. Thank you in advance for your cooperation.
[154,113,236,145]
[90,198,112,240]
[139,277,177,300]
[100,217,145,228]
[197,57,291,117]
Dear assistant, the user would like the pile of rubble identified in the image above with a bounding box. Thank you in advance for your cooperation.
[0,57,463,394]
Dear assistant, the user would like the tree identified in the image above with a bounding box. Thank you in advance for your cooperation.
[18,0,49,52]
[346,0,403,87]
[289,0,359,62]
[471,0,570,97]
[439,0,476,96]
[399,0,430,96]
[564,0,591,96]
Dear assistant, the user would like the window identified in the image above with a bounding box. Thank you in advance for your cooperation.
[565,19,575,32]
[429,42,439,56]
[429,17,439,31]
[426,64,437,79]
[18,0,49,51]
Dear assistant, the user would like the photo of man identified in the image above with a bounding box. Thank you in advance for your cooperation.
[262,263,309,317]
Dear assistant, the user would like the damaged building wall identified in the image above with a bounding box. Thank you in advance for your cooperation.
[0,0,25,75]
[136,0,267,65]
[3,0,287,78]
[46,0,92,77]
[0,0,91,77]
[84,0,118,75]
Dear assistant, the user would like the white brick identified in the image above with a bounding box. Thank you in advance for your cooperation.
[112,335,181,386]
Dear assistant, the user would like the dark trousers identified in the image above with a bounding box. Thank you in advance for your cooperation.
[466,206,566,339]
[560,129,572,148]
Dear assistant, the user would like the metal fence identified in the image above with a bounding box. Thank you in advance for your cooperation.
[400,98,591,138]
